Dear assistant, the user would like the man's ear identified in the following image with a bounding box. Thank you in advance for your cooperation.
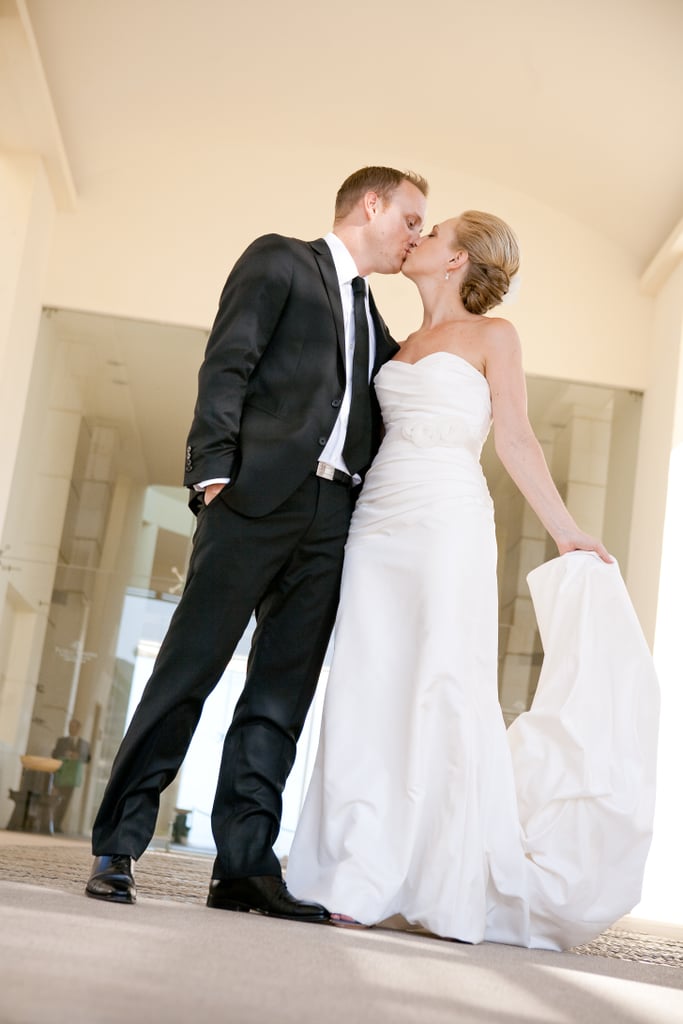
[363,190,380,219]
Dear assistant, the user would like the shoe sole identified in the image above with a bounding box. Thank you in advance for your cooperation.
[206,898,251,912]
[85,887,136,905]
[206,898,328,922]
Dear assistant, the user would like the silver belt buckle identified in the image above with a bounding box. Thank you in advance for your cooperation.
[316,462,336,481]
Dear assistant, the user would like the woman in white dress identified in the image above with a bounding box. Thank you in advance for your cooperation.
[285,212,659,950]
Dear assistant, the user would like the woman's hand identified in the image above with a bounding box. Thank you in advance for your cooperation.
[554,529,613,563]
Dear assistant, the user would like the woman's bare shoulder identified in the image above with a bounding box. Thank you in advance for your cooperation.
[482,316,521,356]
[479,318,524,385]
[481,315,517,338]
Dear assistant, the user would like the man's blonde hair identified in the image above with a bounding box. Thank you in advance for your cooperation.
[334,166,428,221]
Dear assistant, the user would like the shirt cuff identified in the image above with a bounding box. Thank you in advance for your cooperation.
[193,478,230,491]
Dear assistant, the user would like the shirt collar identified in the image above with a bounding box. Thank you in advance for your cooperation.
[324,231,363,288]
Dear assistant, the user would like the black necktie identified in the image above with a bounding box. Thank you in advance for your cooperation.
[342,276,372,473]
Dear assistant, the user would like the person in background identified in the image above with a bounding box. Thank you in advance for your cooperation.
[52,718,91,833]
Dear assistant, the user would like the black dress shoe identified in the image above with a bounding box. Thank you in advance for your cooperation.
[85,855,136,904]
[207,875,329,923]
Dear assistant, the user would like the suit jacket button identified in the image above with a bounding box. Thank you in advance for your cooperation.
[318,436,327,446]
[331,398,342,408]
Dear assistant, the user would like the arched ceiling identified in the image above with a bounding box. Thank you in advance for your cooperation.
[14,0,683,267]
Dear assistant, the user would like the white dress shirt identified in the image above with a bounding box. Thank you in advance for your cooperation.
[197,231,375,489]
[319,231,376,476]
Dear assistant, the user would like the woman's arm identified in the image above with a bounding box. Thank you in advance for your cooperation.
[484,319,612,562]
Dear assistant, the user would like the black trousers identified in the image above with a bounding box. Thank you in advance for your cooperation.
[91,474,354,878]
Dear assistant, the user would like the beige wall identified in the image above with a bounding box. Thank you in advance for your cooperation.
[42,154,652,392]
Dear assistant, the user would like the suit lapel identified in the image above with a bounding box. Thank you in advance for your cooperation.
[309,239,346,368]
[369,290,399,375]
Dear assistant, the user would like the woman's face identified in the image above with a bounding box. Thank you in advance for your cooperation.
[401,218,461,279]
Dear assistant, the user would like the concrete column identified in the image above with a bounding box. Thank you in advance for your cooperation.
[0,155,55,541]
[73,475,148,835]
[633,255,683,923]
[26,420,119,755]
[496,465,547,723]
[496,397,612,724]
[602,390,643,574]
[551,403,611,539]
[0,157,58,816]
[628,259,683,640]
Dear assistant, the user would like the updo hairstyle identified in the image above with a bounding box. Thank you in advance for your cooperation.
[452,211,520,315]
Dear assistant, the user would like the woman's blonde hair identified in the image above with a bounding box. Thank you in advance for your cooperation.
[452,211,520,314]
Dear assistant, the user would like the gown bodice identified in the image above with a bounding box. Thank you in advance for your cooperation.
[352,351,494,530]
[375,351,492,459]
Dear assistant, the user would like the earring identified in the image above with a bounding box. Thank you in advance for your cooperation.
[445,272,450,281]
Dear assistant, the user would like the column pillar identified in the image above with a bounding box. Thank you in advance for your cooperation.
[0,155,55,540]
[0,156,57,814]
[496,395,612,722]
[633,246,683,923]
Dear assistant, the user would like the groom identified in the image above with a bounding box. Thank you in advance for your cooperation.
[85,165,428,920]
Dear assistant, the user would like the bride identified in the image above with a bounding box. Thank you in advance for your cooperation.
[285,211,659,950]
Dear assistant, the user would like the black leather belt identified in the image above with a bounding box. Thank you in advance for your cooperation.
[316,462,353,486]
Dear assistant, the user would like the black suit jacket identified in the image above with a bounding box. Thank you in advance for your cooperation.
[184,234,399,517]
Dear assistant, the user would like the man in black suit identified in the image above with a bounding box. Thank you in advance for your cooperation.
[85,166,428,920]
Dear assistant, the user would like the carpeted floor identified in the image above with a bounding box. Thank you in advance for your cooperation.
[1,839,682,968]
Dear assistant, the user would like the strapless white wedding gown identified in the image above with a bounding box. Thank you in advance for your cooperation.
[286,352,659,951]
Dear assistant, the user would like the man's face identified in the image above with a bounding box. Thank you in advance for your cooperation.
[367,181,426,274]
